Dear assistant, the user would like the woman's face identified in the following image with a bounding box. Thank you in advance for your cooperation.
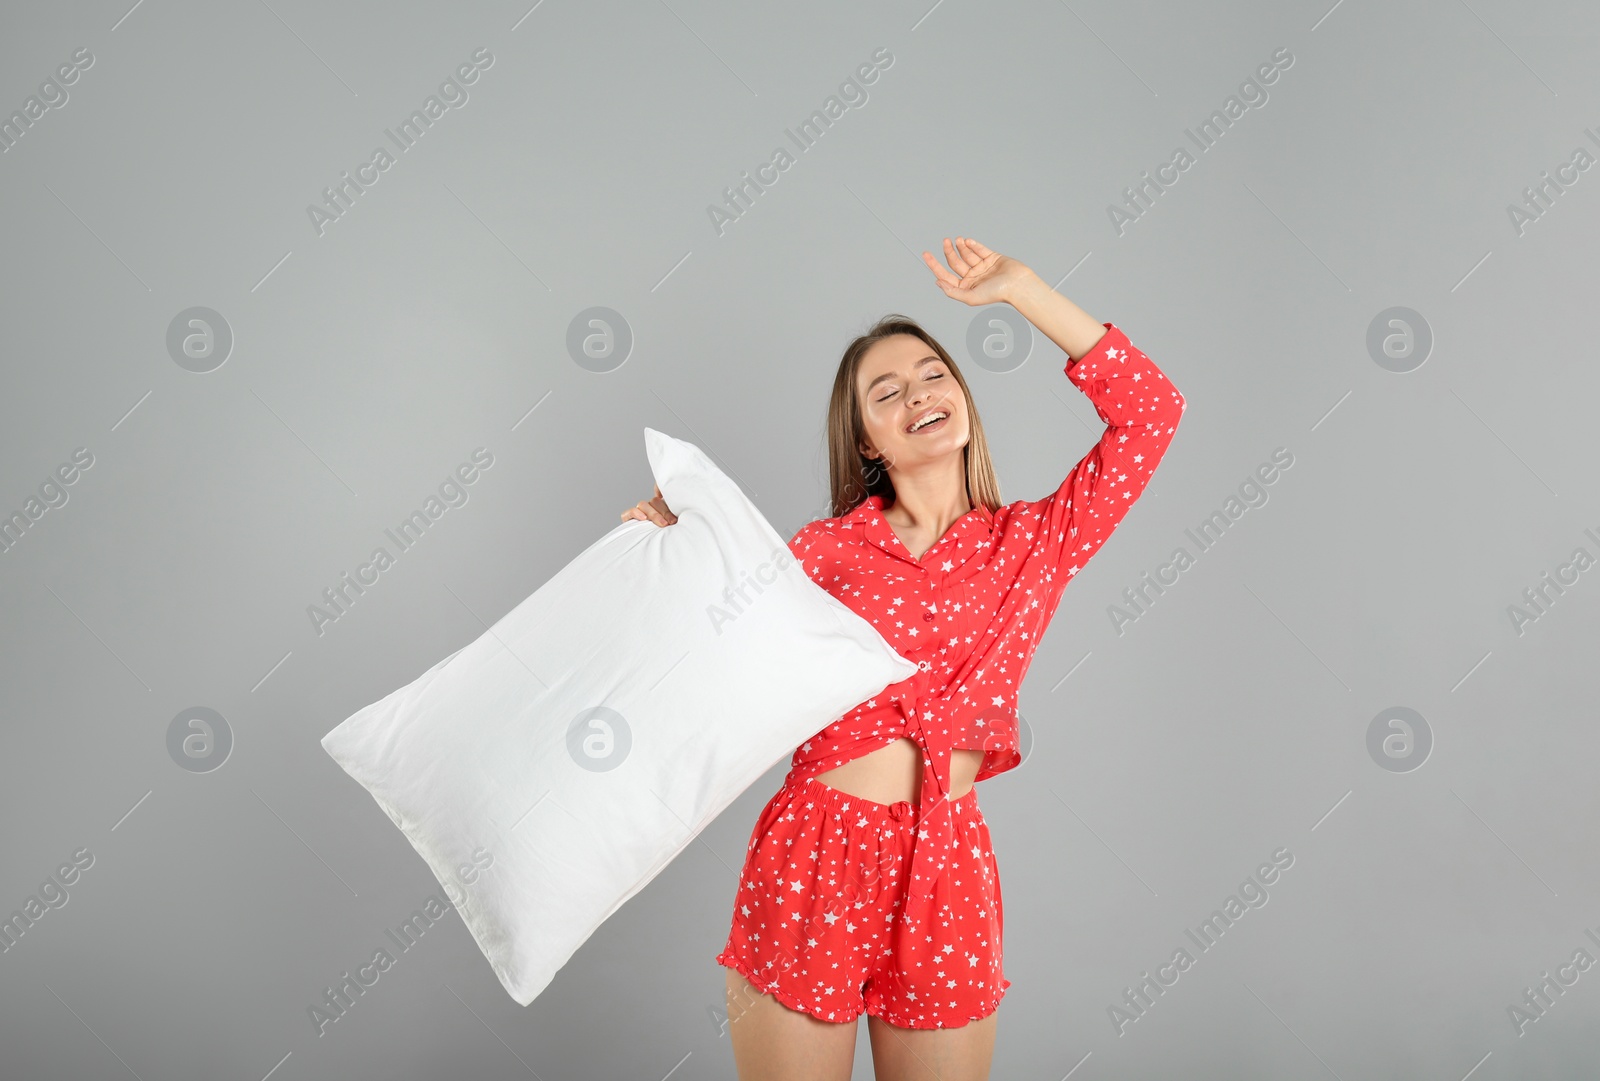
[855,333,970,474]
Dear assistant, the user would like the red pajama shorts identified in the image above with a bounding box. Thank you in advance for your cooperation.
[715,772,1009,1030]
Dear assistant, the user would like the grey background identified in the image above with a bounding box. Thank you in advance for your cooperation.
[3,0,1598,1078]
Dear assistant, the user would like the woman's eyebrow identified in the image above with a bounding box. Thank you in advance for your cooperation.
[864,355,941,393]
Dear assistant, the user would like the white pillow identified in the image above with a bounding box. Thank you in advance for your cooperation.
[320,427,917,1007]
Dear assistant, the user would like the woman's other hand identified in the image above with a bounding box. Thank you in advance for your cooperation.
[620,484,678,527]
[921,236,1036,308]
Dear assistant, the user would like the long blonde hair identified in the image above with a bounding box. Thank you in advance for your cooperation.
[823,314,1003,520]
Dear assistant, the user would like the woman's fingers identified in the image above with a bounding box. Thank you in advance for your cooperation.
[921,249,962,290]
[944,236,973,276]
[955,237,999,281]
[649,485,679,524]
[619,493,678,526]
[922,234,1010,307]
[923,247,977,304]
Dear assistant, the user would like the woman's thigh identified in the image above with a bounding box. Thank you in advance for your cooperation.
[725,967,858,1081]
[866,1011,998,1081]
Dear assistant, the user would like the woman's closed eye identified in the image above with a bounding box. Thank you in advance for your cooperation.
[876,372,943,403]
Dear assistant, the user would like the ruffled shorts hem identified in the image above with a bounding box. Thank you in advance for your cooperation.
[717,949,1011,1031]
[863,975,1012,1030]
[716,949,863,1025]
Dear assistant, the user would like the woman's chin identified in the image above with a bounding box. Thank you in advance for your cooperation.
[898,431,968,460]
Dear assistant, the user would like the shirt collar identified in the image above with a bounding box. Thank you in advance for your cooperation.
[846,492,994,565]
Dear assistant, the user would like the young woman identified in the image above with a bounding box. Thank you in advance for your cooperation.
[622,237,1185,1081]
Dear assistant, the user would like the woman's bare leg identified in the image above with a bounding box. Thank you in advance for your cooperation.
[865,1010,998,1081]
[724,967,859,1081]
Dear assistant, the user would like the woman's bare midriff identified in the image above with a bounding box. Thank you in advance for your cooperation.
[812,737,985,805]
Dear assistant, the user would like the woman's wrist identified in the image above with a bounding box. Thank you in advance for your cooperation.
[1002,267,1049,310]
[1005,271,1107,360]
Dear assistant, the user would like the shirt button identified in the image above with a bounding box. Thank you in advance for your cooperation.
[923,612,934,622]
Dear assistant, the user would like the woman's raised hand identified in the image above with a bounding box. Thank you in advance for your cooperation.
[620,483,678,527]
[921,236,1035,308]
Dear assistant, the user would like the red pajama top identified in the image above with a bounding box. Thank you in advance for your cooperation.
[783,322,1185,929]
